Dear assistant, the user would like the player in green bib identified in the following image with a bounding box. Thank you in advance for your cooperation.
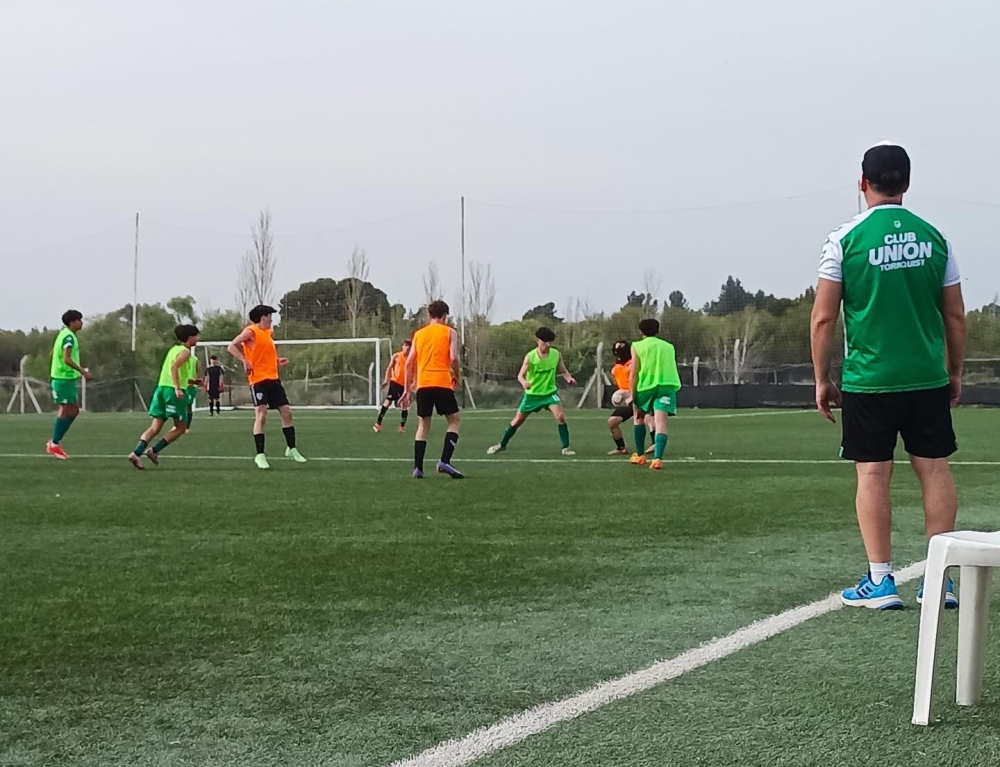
[183,349,201,430]
[128,324,201,470]
[46,309,92,459]
[629,318,681,471]
[487,327,577,456]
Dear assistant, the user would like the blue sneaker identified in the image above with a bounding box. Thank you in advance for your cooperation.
[841,572,905,610]
[916,576,959,609]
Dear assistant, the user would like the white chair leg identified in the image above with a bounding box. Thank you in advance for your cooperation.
[913,558,949,725]
[957,566,992,706]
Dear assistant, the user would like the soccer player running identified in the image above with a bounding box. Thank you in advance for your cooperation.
[811,142,966,610]
[374,339,411,433]
[128,324,200,470]
[227,304,307,470]
[629,318,681,471]
[487,327,577,456]
[46,309,92,459]
[205,355,225,415]
[399,301,463,479]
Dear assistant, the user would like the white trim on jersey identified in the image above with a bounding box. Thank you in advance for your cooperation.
[816,204,960,287]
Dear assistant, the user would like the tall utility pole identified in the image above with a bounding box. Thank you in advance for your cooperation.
[460,196,466,347]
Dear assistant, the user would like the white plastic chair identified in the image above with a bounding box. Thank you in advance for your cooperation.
[913,530,1000,725]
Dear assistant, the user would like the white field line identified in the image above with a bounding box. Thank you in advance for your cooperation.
[1,454,998,467]
[386,561,926,767]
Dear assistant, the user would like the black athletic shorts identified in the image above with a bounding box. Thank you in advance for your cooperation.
[841,384,956,462]
[207,387,221,399]
[386,381,405,404]
[251,379,290,410]
[416,387,460,418]
[611,406,633,421]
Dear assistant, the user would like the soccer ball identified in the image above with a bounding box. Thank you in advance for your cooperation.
[611,389,631,407]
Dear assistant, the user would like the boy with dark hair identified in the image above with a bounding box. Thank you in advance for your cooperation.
[227,304,307,469]
[375,339,412,433]
[487,326,577,456]
[128,324,200,470]
[47,309,92,459]
[607,340,656,456]
[400,301,463,478]
[205,355,225,415]
[630,318,682,471]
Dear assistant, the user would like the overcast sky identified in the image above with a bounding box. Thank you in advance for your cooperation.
[2,0,999,332]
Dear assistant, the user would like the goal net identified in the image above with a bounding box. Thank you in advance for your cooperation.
[194,337,392,411]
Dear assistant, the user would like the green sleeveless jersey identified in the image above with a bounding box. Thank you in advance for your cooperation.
[819,205,960,393]
[632,336,681,391]
[158,345,189,388]
[50,328,80,380]
[525,348,560,396]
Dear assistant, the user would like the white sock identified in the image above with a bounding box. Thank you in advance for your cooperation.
[869,562,892,585]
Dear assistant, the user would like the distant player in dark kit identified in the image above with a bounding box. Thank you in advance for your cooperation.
[227,304,307,470]
[205,355,225,415]
[128,324,201,470]
[399,301,463,479]
[46,309,92,459]
[374,339,411,433]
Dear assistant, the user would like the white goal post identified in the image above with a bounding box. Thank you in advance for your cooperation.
[195,337,392,410]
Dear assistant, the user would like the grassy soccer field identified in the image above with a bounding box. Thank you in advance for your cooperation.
[2,407,1000,766]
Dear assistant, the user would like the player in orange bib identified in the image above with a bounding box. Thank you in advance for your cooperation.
[227,304,307,470]
[607,340,655,455]
[399,300,463,479]
[374,339,411,433]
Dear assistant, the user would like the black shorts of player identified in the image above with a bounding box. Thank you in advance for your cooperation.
[841,384,956,462]
[251,379,290,410]
[611,406,633,421]
[385,381,405,404]
[207,387,221,400]
[416,387,460,418]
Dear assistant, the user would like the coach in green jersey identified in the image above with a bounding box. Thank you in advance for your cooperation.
[46,309,92,460]
[630,318,681,471]
[811,142,966,611]
[487,327,578,456]
[128,324,200,470]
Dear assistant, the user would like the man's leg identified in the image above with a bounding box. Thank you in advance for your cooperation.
[147,420,187,462]
[910,457,958,539]
[633,407,649,455]
[608,415,627,453]
[278,404,305,461]
[439,412,461,475]
[52,402,79,448]
[855,460,895,574]
[552,405,572,453]
[496,412,527,451]
[130,418,165,469]
[414,415,432,476]
[652,410,669,460]
[376,397,391,428]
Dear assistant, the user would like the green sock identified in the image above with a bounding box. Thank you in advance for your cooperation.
[500,424,518,448]
[654,433,668,460]
[52,416,75,445]
[132,439,148,457]
[152,438,169,454]
[633,424,647,453]
[558,423,570,449]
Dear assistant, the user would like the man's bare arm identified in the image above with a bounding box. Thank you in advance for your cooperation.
[810,278,843,384]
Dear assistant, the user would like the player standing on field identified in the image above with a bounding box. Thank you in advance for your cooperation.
[205,355,225,415]
[400,301,463,479]
[629,319,682,471]
[606,340,655,456]
[811,142,966,610]
[227,304,307,470]
[128,324,200,470]
[46,309,92,459]
[487,327,577,456]
[374,339,411,433]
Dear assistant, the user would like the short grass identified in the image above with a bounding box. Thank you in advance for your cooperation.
[1,407,998,766]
